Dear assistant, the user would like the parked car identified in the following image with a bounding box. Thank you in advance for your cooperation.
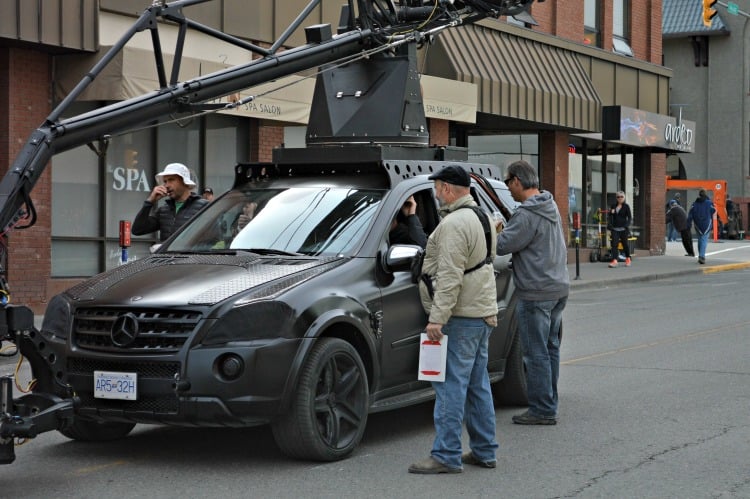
[37,147,524,461]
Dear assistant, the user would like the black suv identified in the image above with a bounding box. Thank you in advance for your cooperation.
[36,145,524,461]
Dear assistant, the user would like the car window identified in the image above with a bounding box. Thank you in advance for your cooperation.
[166,187,385,256]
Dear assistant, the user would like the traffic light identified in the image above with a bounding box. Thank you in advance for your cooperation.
[703,0,718,27]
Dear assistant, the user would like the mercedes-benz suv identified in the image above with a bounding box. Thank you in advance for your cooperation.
[35,145,524,461]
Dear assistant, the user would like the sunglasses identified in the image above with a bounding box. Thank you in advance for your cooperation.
[616,195,625,199]
[504,175,515,184]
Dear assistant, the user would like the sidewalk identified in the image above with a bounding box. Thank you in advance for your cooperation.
[568,239,750,291]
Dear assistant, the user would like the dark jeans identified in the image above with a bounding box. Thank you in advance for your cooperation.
[516,297,567,418]
[610,229,630,259]
[680,229,694,256]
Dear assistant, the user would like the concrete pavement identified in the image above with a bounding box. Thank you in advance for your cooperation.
[569,239,750,291]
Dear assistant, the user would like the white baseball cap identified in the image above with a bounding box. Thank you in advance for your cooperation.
[155,163,196,187]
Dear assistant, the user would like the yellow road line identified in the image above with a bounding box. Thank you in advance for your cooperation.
[562,320,750,366]
[74,460,128,475]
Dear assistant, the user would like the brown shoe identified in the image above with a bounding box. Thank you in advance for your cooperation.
[461,451,496,469]
[408,456,462,474]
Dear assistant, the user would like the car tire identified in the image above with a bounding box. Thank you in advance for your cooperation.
[59,418,136,441]
[271,337,369,461]
[491,315,528,407]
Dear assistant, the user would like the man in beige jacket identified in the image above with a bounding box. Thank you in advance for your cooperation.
[408,165,499,475]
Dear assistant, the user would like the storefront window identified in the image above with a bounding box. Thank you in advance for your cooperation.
[569,139,634,248]
[467,134,538,177]
[52,145,99,238]
[51,102,253,277]
[204,114,249,196]
[107,129,154,239]
[156,119,201,187]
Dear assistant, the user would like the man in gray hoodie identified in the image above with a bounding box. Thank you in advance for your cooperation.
[496,160,569,425]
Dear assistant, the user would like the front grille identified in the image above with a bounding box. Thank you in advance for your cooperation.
[67,357,181,378]
[73,308,201,354]
[68,357,181,414]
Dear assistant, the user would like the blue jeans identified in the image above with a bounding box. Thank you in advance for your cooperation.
[697,230,710,259]
[516,297,567,419]
[667,222,677,241]
[431,317,498,469]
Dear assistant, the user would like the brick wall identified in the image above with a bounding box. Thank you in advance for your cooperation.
[540,131,570,238]
[250,122,284,163]
[429,119,449,146]
[1,48,51,314]
[532,0,661,63]
[645,152,667,254]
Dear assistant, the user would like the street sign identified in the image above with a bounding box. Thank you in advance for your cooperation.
[727,2,739,15]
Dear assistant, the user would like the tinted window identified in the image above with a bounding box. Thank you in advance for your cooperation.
[166,187,384,256]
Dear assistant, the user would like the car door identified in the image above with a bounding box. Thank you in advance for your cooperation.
[377,187,436,391]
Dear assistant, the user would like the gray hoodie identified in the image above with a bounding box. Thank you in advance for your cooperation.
[496,191,569,301]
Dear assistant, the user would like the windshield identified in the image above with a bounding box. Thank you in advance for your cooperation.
[165,186,384,256]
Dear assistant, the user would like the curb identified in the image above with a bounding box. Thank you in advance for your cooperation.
[702,261,750,274]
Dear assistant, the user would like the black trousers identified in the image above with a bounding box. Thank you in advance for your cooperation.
[610,230,630,259]
[680,229,695,256]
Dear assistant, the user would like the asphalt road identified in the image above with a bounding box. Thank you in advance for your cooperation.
[1,269,749,498]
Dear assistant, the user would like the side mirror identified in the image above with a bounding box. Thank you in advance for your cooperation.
[149,243,162,254]
[384,244,422,273]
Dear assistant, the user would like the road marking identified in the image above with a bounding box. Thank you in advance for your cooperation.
[706,244,750,257]
[702,262,750,274]
[74,460,128,475]
[562,320,750,366]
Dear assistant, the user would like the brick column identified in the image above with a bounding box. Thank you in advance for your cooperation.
[1,48,52,313]
[428,118,449,146]
[249,121,284,163]
[643,151,667,254]
[540,130,570,242]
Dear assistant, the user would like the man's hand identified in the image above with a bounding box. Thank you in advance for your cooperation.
[425,322,443,341]
[147,185,168,203]
[401,196,417,217]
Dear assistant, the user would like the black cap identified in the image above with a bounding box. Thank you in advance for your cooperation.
[202,187,213,194]
[428,165,470,187]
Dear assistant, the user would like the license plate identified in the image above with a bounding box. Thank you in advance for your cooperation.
[94,371,137,400]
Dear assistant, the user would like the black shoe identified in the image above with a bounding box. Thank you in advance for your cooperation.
[461,451,497,469]
[512,410,556,425]
[698,257,706,264]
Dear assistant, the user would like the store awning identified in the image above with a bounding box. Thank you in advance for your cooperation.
[425,23,601,132]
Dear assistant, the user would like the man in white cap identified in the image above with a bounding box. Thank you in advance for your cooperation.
[132,163,208,241]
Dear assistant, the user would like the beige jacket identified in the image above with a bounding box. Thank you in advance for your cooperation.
[419,194,498,324]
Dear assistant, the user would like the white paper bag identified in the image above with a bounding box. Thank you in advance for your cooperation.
[418,333,448,382]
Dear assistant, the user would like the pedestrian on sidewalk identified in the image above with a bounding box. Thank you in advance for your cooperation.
[665,192,681,242]
[496,160,569,426]
[607,191,632,268]
[666,200,694,257]
[687,189,716,264]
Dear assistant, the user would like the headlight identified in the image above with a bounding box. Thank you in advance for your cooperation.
[40,293,73,340]
[201,301,296,345]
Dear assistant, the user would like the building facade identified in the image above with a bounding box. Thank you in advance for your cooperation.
[663,0,748,232]
[1,0,675,313]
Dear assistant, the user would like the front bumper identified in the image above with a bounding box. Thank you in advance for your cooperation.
[65,337,303,427]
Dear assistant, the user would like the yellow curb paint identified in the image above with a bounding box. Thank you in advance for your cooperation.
[702,262,750,274]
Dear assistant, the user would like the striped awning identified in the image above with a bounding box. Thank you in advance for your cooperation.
[425,23,601,132]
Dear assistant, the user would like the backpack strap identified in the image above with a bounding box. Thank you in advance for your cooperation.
[459,205,492,274]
